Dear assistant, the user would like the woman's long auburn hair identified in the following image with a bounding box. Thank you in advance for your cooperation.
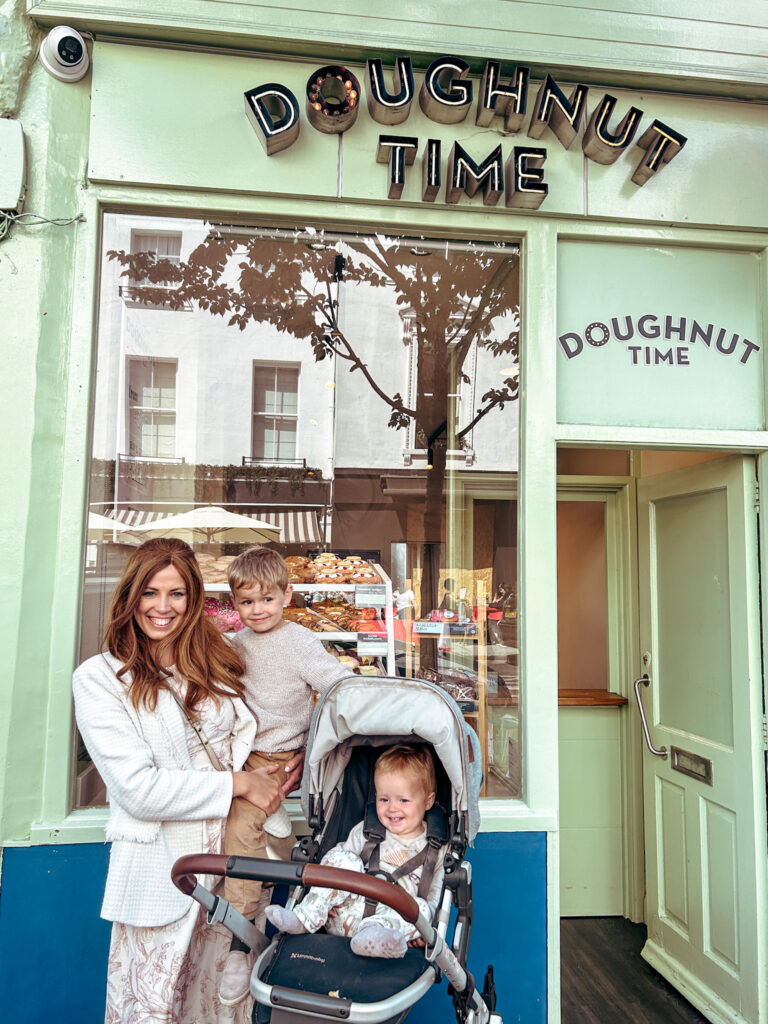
[104,537,246,714]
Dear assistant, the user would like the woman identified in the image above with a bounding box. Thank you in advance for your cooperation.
[73,537,301,1024]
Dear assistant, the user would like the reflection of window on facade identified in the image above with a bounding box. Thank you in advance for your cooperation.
[129,230,181,282]
[400,307,482,466]
[252,363,299,462]
[127,357,177,458]
[121,231,184,308]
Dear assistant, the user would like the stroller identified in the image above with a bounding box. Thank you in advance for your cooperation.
[172,674,503,1024]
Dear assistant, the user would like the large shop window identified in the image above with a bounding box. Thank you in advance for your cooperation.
[76,213,521,808]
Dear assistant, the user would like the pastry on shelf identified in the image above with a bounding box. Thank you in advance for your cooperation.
[283,606,345,632]
[350,569,381,583]
[314,570,347,583]
[204,595,244,633]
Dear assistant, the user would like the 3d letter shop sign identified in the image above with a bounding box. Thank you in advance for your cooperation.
[243,57,688,208]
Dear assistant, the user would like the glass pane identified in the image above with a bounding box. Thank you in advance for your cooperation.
[655,489,733,746]
[276,418,297,460]
[252,417,268,457]
[77,214,521,807]
[154,361,177,409]
[276,368,299,414]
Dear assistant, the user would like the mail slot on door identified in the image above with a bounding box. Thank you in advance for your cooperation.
[670,746,713,786]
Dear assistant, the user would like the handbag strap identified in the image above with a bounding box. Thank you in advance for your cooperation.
[168,687,225,772]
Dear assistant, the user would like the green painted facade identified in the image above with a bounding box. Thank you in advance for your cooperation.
[2,4,768,1021]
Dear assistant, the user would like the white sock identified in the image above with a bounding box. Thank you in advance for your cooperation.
[263,804,292,839]
[264,905,307,934]
[350,923,407,959]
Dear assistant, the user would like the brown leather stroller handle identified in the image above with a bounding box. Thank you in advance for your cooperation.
[172,854,230,895]
[172,855,307,895]
[171,856,419,922]
[303,864,420,923]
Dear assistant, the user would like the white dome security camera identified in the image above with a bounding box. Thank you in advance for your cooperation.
[39,26,90,83]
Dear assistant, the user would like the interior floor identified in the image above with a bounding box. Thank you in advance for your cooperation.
[561,917,710,1024]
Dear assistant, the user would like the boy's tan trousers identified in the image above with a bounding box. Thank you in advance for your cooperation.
[223,748,297,919]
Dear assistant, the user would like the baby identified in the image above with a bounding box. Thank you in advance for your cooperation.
[266,745,445,959]
[220,547,348,1004]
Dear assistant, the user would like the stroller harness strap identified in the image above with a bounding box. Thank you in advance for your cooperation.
[359,840,440,918]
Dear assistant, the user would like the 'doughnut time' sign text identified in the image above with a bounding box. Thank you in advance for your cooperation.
[243,56,688,209]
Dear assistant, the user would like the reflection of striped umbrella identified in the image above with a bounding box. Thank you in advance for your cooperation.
[87,512,138,540]
[128,505,282,544]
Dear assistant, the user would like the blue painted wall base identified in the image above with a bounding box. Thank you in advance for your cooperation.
[0,843,112,1024]
[0,832,546,1024]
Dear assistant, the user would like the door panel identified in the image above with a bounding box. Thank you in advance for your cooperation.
[638,456,766,1024]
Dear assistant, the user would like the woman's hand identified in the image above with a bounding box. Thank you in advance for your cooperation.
[281,749,306,796]
[233,765,283,815]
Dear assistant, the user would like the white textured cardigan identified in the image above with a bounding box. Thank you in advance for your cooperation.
[72,652,257,927]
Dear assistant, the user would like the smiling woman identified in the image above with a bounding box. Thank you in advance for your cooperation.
[71,536,297,1023]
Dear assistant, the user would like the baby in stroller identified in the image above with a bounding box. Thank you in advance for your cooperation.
[265,744,445,959]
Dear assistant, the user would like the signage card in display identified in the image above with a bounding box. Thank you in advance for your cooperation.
[354,584,387,607]
[357,631,389,657]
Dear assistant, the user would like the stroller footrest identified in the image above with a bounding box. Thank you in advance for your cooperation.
[271,986,351,1019]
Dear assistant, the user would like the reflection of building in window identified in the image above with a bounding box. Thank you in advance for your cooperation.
[129,230,181,283]
[252,363,299,461]
[127,357,177,457]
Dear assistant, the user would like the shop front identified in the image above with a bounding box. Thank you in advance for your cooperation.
[1,5,767,1024]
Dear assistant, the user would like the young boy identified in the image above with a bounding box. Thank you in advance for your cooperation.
[220,546,349,1004]
[265,745,445,959]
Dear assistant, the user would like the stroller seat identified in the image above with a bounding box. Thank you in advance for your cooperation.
[254,932,434,1023]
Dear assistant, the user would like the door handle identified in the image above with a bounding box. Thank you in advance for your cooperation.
[633,674,668,759]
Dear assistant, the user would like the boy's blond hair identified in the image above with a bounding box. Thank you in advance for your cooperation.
[228,546,289,593]
[374,744,436,797]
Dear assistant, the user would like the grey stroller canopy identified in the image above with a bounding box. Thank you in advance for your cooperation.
[301,673,484,843]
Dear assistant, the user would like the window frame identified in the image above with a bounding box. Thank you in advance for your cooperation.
[251,360,300,463]
[126,356,178,459]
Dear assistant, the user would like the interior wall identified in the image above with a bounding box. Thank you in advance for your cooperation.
[638,450,728,475]
[557,501,609,690]
[557,448,630,476]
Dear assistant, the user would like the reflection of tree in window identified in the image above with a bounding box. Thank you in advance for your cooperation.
[252,364,299,461]
[110,230,519,630]
[127,357,177,458]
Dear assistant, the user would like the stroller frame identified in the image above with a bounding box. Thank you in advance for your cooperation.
[172,675,503,1024]
[173,854,497,1023]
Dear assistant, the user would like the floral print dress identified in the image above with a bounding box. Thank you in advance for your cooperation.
[105,683,252,1024]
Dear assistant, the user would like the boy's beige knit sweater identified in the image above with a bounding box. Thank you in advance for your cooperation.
[232,620,347,752]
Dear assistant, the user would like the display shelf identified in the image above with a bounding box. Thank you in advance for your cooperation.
[291,563,396,676]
